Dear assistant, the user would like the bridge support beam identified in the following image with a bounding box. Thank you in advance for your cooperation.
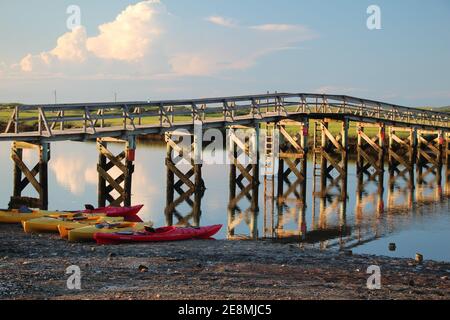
[445,133,450,196]
[97,136,135,207]
[274,119,308,240]
[388,127,416,190]
[315,118,349,200]
[9,141,50,210]
[416,130,443,186]
[164,131,204,227]
[356,123,385,175]
[227,125,259,240]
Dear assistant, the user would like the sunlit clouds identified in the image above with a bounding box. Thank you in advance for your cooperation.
[6,0,316,79]
[86,1,162,61]
[205,15,237,28]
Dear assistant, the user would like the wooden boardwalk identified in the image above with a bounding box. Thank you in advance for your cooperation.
[1,93,450,142]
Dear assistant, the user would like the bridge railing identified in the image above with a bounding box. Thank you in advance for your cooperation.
[1,93,449,137]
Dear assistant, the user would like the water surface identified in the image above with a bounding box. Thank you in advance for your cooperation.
[0,140,449,262]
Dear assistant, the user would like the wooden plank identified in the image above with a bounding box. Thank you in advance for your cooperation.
[38,108,53,136]
[321,151,346,177]
[323,126,344,152]
[10,153,42,194]
[97,165,125,195]
[97,143,128,174]
[166,160,195,190]
[18,163,39,192]
[389,149,412,170]
[360,130,382,153]
[279,126,302,152]
[4,108,16,134]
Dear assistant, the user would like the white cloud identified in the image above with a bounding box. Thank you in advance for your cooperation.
[169,54,218,76]
[168,21,316,76]
[51,26,88,62]
[17,0,163,73]
[206,16,237,28]
[9,1,317,81]
[86,0,162,61]
[251,24,304,32]
[19,54,33,72]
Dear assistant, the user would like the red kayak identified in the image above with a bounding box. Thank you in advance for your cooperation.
[94,224,222,245]
[81,205,144,222]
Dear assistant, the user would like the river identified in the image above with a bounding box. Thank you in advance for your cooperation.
[0,140,449,262]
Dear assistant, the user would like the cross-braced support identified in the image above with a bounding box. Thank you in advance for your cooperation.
[97,136,136,207]
[227,125,259,240]
[388,127,416,190]
[445,133,450,196]
[274,119,308,239]
[314,119,349,200]
[9,141,50,209]
[357,123,385,175]
[165,131,204,227]
[416,130,444,186]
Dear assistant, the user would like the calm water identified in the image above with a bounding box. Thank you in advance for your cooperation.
[1,140,449,262]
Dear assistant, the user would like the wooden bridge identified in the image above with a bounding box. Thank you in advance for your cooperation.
[1,92,449,224]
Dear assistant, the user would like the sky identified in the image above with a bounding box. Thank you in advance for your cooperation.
[0,0,449,106]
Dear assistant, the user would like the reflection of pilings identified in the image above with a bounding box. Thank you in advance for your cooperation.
[164,131,204,227]
[227,125,259,240]
[356,172,385,221]
[97,137,135,207]
[387,171,414,214]
[315,118,348,200]
[446,133,450,196]
[9,141,50,209]
[356,123,385,225]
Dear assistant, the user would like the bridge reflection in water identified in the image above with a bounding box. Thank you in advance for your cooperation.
[161,137,449,251]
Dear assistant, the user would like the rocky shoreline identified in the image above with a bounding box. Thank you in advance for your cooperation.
[0,224,449,300]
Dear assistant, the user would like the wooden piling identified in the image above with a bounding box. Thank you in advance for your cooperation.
[227,125,260,239]
[164,131,204,227]
[9,141,50,209]
[96,137,136,207]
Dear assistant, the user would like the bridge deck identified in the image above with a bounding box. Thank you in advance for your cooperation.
[1,93,449,142]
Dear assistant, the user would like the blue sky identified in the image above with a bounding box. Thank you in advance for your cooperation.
[0,0,449,106]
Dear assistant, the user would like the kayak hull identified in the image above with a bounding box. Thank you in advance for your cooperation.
[59,222,148,242]
[94,225,222,245]
[23,215,123,234]
[81,205,144,222]
[0,205,143,224]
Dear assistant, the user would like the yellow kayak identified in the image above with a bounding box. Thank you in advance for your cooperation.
[0,208,100,224]
[59,222,150,242]
[22,214,123,234]
[0,209,78,224]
